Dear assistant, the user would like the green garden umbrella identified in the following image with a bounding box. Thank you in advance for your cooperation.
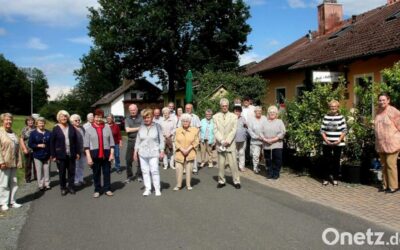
[185,70,193,104]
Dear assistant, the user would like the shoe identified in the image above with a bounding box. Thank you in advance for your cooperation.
[80,180,86,185]
[116,170,122,174]
[155,190,162,196]
[61,189,67,196]
[39,187,45,192]
[1,204,9,211]
[234,183,241,189]
[378,187,388,192]
[143,190,151,196]
[171,166,176,170]
[93,192,100,198]
[254,169,259,174]
[45,186,51,191]
[124,178,132,183]
[193,172,198,175]
[208,164,213,168]
[74,182,82,187]
[200,163,205,168]
[68,188,76,195]
[26,179,31,183]
[332,180,338,186]
[322,180,329,186]
[173,187,181,191]
[105,191,114,196]
[187,186,193,191]
[11,203,22,208]
[386,189,398,194]
[137,177,143,183]
[163,166,168,170]
[217,183,226,188]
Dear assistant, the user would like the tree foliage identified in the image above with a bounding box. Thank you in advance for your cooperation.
[86,0,251,100]
[194,71,266,116]
[0,54,49,114]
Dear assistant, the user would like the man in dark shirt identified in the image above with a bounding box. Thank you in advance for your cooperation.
[125,104,143,183]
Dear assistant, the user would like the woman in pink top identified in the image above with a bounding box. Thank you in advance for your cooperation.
[374,93,400,193]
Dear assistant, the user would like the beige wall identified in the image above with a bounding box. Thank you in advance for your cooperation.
[262,53,400,108]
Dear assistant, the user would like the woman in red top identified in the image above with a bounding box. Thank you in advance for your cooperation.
[107,114,122,174]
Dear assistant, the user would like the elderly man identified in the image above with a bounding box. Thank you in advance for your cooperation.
[168,102,176,116]
[153,108,162,124]
[83,113,94,130]
[125,104,143,183]
[214,98,241,189]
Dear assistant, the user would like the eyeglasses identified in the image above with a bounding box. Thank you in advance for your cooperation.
[75,120,81,122]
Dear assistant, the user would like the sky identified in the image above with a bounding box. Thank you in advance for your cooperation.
[0,0,387,100]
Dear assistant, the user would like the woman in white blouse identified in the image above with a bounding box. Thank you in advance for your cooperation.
[134,109,165,197]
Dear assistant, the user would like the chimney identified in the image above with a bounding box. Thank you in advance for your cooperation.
[318,0,343,35]
[387,0,400,5]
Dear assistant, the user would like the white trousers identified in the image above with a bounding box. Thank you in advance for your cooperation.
[251,144,263,170]
[0,168,18,206]
[139,156,160,192]
[75,155,86,184]
[236,141,246,170]
[34,159,50,188]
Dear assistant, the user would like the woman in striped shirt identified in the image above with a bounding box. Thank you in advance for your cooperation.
[320,100,347,186]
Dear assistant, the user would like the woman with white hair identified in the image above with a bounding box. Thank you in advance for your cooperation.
[50,110,80,196]
[0,113,23,211]
[174,113,199,190]
[247,106,268,174]
[70,114,86,186]
[261,106,286,180]
[28,117,51,191]
[200,109,214,168]
[160,107,176,170]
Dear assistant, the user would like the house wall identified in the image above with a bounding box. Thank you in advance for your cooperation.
[99,104,111,116]
[110,94,125,116]
[262,53,400,109]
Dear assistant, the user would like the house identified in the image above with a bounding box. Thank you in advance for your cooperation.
[92,79,163,116]
[246,0,400,109]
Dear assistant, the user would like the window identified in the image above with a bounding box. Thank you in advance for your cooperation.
[296,85,306,100]
[276,88,286,105]
[354,74,374,114]
[130,91,146,100]
[328,25,353,40]
[386,10,400,22]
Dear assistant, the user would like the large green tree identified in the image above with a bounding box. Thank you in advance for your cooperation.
[85,0,251,101]
[0,54,49,114]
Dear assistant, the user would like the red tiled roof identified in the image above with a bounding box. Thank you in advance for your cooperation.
[246,2,400,75]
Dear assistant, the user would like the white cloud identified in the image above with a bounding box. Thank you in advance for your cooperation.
[47,84,73,100]
[67,36,93,46]
[0,27,6,36]
[288,0,307,8]
[267,39,280,46]
[239,52,264,66]
[26,37,48,50]
[32,54,66,61]
[340,0,386,15]
[0,0,99,26]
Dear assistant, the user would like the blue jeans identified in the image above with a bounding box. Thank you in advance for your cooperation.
[114,144,121,171]
[92,158,111,193]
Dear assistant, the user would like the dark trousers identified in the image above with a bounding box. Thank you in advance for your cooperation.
[322,145,342,180]
[264,148,283,179]
[125,140,142,178]
[92,158,111,193]
[57,156,75,190]
[24,152,37,181]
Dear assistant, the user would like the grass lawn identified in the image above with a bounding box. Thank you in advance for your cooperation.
[10,115,56,184]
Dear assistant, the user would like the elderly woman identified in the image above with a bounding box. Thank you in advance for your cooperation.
[261,106,286,180]
[0,113,23,211]
[134,109,164,197]
[174,114,199,190]
[106,114,122,174]
[84,109,115,198]
[375,93,400,193]
[320,100,347,186]
[50,110,79,196]
[248,106,268,174]
[28,117,51,191]
[234,106,247,172]
[160,107,176,170]
[200,109,214,168]
[20,116,36,183]
[70,114,86,186]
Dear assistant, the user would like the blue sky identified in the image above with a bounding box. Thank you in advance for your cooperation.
[0,0,387,99]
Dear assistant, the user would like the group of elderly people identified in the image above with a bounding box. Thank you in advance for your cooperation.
[1,92,399,209]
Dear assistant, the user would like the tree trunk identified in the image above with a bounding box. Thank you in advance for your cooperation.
[167,71,175,103]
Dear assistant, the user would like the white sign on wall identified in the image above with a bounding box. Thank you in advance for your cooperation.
[312,71,344,83]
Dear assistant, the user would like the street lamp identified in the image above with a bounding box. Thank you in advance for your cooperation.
[27,76,33,115]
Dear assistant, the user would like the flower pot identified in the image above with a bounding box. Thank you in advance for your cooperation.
[341,164,361,184]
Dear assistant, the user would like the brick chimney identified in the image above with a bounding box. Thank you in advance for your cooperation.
[387,0,400,5]
[318,0,343,35]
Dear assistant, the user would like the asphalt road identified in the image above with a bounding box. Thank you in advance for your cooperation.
[17,142,394,250]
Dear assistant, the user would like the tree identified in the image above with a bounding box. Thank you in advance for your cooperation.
[74,47,122,112]
[86,0,251,101]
